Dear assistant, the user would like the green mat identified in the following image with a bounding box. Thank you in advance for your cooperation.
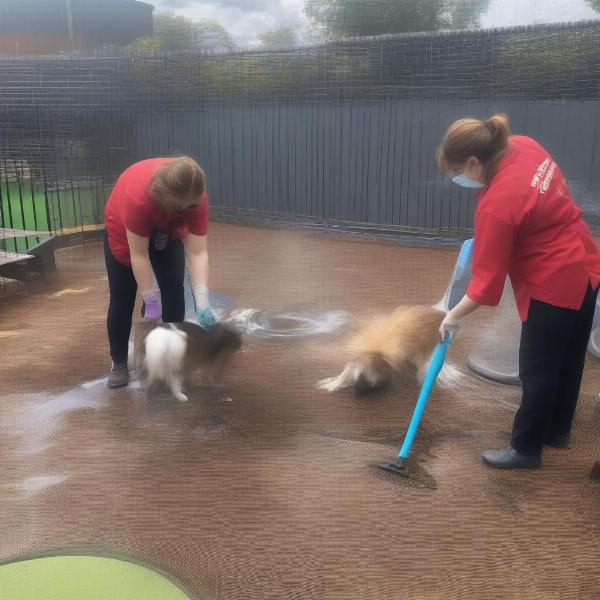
[0,555,192,600]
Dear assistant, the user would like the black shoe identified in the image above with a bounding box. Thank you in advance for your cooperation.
[482,445,541,470]
[545,432,571,449]
[108,362,129,388]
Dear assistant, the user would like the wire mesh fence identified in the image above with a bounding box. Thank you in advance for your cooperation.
[1,19,600,596]
[0,19,599,264]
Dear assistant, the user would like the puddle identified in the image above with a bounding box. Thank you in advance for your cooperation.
[22,385,108,424]
[22,474,70,496]
[5,376,134,455]
[226,309,348,339]
[81,377,109,389]
[81,377,141,390]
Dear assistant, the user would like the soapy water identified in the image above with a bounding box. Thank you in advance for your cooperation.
[438,360,519,410]
[181,267,350,338]
[224,309,349,339]
[437,362,468,392]
[437,362,485,396]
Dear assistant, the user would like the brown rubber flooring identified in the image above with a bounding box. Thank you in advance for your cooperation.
[1,223,599,600]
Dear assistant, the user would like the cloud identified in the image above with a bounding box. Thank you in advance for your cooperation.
[206,0,274,11]
[155,0,277,15]
[480,0,597,27]
[153,0,308,47]
[155,0,196,9]
[152,0,599,49]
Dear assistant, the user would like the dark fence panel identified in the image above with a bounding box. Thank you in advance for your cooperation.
[130,98,600,231]
[0,19,599,255]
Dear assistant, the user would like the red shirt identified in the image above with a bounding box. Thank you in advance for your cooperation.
[467,135,600,321]
[104,158,209,266]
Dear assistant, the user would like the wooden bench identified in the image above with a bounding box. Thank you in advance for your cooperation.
[0,250,34,266]
[0,227,51,239]
[0,227,54,280]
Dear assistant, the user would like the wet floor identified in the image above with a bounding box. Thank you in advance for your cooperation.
[1,222,600,599]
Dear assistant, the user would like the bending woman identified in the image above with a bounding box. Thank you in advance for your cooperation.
[103,157,216,388]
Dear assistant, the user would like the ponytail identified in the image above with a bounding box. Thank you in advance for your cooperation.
[484,113,510,154]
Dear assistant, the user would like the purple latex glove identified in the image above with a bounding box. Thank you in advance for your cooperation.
[142,290,161,321]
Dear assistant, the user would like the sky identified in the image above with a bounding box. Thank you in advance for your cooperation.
[152,0,600,47]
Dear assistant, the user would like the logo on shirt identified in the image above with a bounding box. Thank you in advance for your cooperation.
[530,158,557,194]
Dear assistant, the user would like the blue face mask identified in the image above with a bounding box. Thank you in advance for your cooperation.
[452,173,485,189]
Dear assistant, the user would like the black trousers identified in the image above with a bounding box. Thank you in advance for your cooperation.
[511,282,598,456]
[104,233,185,364]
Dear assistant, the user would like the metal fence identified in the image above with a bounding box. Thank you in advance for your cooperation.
[1,19,599,257]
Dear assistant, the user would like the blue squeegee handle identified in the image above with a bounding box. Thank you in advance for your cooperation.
[395,239,468,462]
[398,334,453,460]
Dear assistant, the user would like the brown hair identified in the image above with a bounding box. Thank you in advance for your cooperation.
[436,114,511,183]
[150,157,205,208]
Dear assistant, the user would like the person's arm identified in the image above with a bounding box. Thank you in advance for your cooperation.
[449,294,481,320]
[183,194,215,328]
[184,232,209,289]
[126,229,153,292]
[126,229,160,320]
[184,232,215,328]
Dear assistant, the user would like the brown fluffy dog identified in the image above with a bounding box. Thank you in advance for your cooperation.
[318,305,444,395]
[134,321,242,401]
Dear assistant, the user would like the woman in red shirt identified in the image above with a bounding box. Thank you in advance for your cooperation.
[104,156,216,388]
[437,114,600,469]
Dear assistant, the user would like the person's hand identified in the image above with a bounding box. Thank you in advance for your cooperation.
[439,311,461,342]
[142,291,161,321]
[196,305,217,330]
[193,283,217,330]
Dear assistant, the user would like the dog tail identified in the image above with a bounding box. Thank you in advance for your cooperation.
[144,325,188,382]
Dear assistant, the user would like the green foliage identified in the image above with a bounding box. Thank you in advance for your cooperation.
[586,0,600,12]
[446,0,491,30]
[260,26,301,48]
[192,20,236,53]
[496,29,600,98]
[154,11,196,52]
[124,35,163,55]
[304,0,489,38]
[132,12,236,54]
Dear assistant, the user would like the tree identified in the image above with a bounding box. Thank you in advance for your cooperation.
[124,35,163,55]
[153,11,196,52]
[128,12,236,54]
[445,0,491,30]
[192,21,236,53]
[260,26,301,48]
[305,0,489,38]
[586,0,600,11]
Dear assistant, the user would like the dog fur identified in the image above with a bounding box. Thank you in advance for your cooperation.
[318,305,445,395]
[135,321,242,402]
